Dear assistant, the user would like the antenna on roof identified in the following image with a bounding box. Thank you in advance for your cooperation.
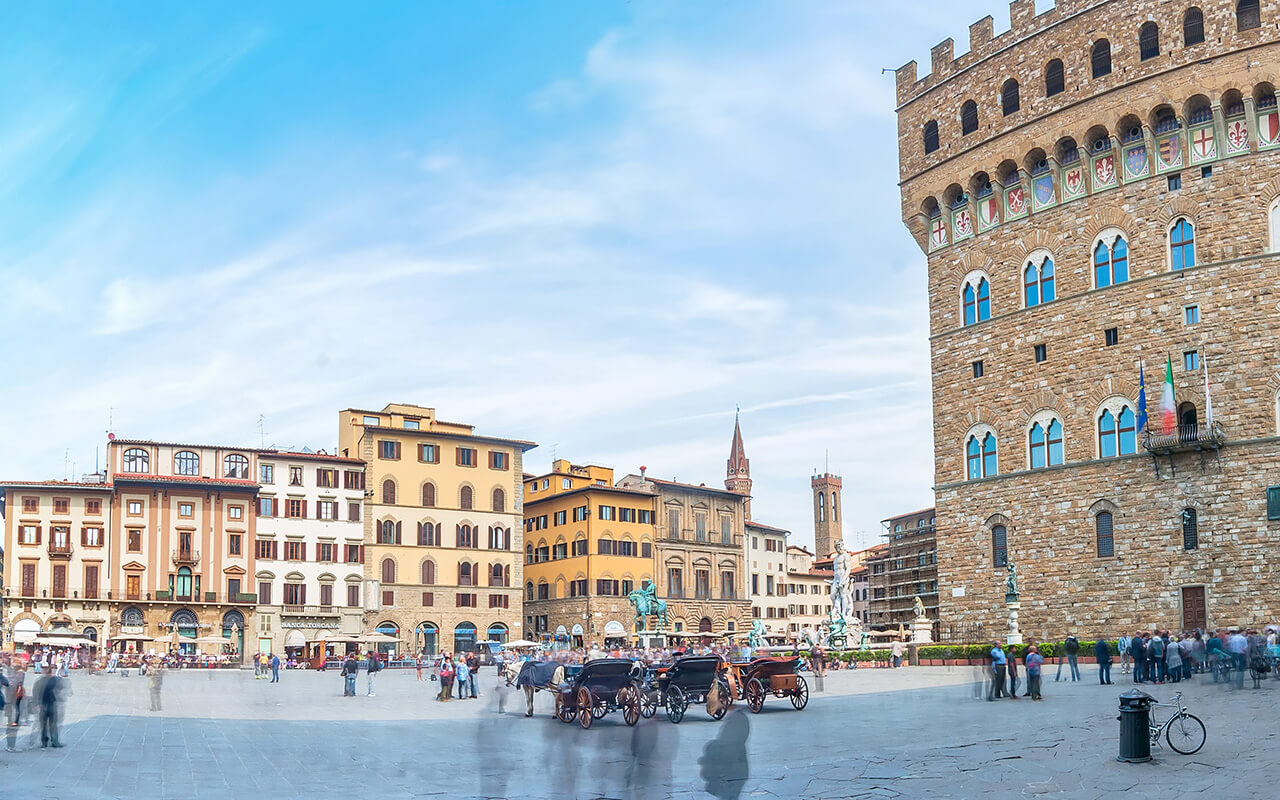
[258,414,269,449]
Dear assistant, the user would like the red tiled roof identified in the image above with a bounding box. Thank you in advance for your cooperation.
[746,520,789,534]
[643,477,742,497]
[880,507,936,525]
[0,480,113,491]
[113,473,259,489]
[109,438,256,452]
[258,449,364,465]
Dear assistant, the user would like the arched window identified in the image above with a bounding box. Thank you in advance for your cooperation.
[965,432,998,480]
[418,521,438,546]
[1095,511,1115,557]
[525,543,534,564]
[1045,59,1065,97]
[923,120,939,154]
[991,524,1008,567]
[818,492,825,522]
[1029,418,1064,469]
[1182,508,1199,550]
[422,559,437,584]
[122,448,149,473]
[1184,7,1205,45]
[1170,218,1196,270]
[422,482,436,507]
[223,453,249,479]
[1270,197,1280,253]
[1091,39,1112,78]
[378,519,396,545]
[459,561,473,587]
[174,450,200,476]
[1094,233,1130,287]
[1001,79,1020,116]
[1238,0,1261,31]
[490,563,505,587]
[381,558,396,584]
[460,486,473,510]
[1098,407,1136,458]
[830,492,838,521]
[175,566,193,599]
[962,277,991,325]
[382,479,396,504]
[492,488,505,513]
[961,100,978,135]
[1139,22,1160,60]
[525,581,534,601]
[1023,255,1055,307]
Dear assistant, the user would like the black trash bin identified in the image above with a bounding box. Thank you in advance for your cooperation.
[1117,689,1155,762]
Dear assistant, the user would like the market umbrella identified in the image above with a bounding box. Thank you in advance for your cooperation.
[111,634,155,642]
[194,636,229,645]
[356,631,402,643]
[503,639,539,648]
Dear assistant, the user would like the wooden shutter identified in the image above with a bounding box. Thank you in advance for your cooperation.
[36,525,42,544]
[395,521,402,544]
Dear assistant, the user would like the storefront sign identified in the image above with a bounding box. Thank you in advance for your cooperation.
[120,625,146,635]
[280,621,340,629]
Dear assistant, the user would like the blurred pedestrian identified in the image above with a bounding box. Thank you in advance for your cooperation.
[1095,636,1113,685]
[341,652,358,697]
[33,672,63,748]
[366,651,380,696]
[987,642,1007,701]
[1025,645,1044,700]
[1006,645,1020,698]
[148,658,165,711]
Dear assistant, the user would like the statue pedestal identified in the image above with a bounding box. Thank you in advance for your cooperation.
[910,617,933,644]
[1005,597,1023,646]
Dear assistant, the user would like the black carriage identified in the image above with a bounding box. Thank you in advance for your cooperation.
[553,658,644,729]
[641,654,733,724]
[732,656,809,713]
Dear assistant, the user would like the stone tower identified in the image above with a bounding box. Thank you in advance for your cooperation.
[811,471,842,559]
[725,410,752,519]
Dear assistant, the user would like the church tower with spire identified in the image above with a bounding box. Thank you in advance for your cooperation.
[725,410,752,520]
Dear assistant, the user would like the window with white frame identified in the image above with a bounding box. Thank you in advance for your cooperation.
[1022,251,1056,308]
[1092,229,1129,288]
[1096,397,1139,458]
[1169,217,1196,270]
[1027,411,1065,469]
[960,271,991,326]
[963,425,998,480]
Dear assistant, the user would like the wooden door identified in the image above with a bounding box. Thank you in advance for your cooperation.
[52,565,67,598]
[1181,586,1207,631]
[127,574,141,600]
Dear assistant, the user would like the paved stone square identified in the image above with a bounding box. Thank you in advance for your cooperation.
[0,663,1274,799]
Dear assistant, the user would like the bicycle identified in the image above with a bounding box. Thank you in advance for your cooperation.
[1149,692,1206,754]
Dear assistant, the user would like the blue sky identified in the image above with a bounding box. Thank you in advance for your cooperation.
[1,0,1009,551]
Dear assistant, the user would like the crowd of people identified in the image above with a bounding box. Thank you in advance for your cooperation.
[983,626,1280,701]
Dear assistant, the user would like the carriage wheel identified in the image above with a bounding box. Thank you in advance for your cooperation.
[666,685,687,724]
[710,679,731,720]
[640,688,658,719]
[746,678,765,713]
[790,675,809,710]
[577,687,594,729]
[620,686,641,727]
[554,692,575,724]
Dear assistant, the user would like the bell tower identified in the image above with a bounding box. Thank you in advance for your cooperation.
[725,409,752,519]
[812,470,842,559]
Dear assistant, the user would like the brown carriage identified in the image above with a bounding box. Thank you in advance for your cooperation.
[730,656,809,713]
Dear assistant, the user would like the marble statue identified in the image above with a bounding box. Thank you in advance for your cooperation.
[912,595,926,620]
[829,540,853,622]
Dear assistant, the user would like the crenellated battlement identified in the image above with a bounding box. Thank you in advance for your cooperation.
[896,0,1104,108]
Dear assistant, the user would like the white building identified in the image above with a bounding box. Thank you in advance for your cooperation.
[785,545,831,640]
[746,520,790,640]
[253,450,366,657]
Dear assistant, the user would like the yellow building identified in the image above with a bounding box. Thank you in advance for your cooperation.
[2,480,114,652]
[521,461,656,648]
[338,403,533,655]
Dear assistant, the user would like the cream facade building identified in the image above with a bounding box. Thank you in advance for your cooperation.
[252,449,366,656]
[2,481,113,649]
[784,544,831,641]
[338,403,532,655]
[106,440,258,655]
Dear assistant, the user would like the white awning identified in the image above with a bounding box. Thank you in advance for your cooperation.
[284,629,306,648]
[603,620,626,636]
[12,619,40,643]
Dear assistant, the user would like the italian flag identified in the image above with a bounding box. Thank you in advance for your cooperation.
[1161,357,1177,435]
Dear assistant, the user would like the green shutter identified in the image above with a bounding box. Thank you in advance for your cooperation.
[1268,487,1280,521]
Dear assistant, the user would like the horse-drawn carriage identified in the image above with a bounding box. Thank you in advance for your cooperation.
[640,654,734,723]
[731,656,809,713]
[553,658,644,729]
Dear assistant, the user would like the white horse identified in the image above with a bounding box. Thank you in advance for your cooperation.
[505,660,565,717]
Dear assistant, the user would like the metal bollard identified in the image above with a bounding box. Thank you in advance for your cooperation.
[1117,689,1155,762]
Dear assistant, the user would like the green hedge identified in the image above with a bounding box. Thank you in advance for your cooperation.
[802,640,1122,663]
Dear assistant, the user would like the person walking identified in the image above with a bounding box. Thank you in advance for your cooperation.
[269,652,281,683]
[1227,628,1248,689]
[890,638,906,669]
[365,651,380,696]
[1025,645,1044,700]
[1094,636,1113,684]
[987,642,1008,701]
[341,653,358,697]
[1005,645,1020,698]
[1063,635,1081,681]
[415,653,425,682]
[455,656,471,700]
[1130,633,1147,684]
[467,651,480,698]
[440,656,454,701]
[1165,635,1183,684]
[1117,633,1131,675]
[33,672,62,748]
[1148,633,1165,684]
[148,658,165,711]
